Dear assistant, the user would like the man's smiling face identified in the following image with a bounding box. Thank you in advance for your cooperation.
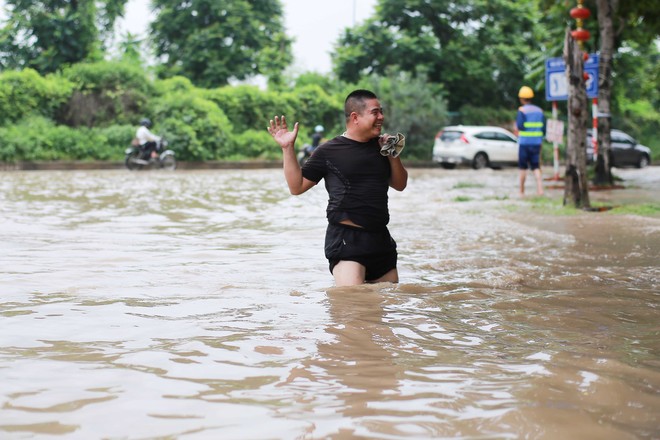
[355,98,384,140]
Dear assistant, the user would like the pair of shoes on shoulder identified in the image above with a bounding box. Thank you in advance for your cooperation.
[379,133,405,158]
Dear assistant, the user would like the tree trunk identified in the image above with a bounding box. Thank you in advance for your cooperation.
[594,0,618,185]
[563,28,591,209]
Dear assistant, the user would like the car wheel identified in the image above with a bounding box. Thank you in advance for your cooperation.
[637,155,650,168]
[472,153,488,170]
[441,163,457,169]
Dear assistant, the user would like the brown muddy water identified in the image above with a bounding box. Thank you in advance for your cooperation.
[1,167,658,439]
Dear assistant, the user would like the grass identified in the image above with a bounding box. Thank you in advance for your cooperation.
[527,196,581,216]
[519,196,660,217]
[453,193,658,218]
[483,195,510,201]
[446,170,657,217]
[609,203,660,216]
[452,182,486,189]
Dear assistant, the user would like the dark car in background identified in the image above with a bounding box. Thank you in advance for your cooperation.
[587,129,651,168]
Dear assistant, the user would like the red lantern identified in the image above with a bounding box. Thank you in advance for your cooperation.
[571,29,591,42]
[570,7,591,20]
[570,0,591,48]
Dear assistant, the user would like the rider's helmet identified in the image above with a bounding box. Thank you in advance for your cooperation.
[314,125,324,133]
[140,118,152,128]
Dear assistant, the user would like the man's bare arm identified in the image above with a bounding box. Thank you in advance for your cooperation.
[388,156,408,191]
[268,116,316,195]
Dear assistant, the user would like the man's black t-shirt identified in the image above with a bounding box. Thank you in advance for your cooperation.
[301,135,391,230]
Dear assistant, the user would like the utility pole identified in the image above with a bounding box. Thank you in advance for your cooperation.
[352,0,357,26]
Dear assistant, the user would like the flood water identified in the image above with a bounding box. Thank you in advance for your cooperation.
[1,166,658,439]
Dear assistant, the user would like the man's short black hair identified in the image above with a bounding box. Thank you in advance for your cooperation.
[344,89,378,120]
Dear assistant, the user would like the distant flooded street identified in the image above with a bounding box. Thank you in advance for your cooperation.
[1,166,658,439]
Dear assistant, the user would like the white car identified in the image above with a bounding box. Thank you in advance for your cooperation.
[432,125,519,169]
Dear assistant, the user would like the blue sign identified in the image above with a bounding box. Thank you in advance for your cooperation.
[545,54,599,101]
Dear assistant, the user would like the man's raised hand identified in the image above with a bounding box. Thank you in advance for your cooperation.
[268,115,299,150]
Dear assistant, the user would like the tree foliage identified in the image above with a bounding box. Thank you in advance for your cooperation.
[612,40,660,141]
[0,68,73,125]
[537,0,660,151]
[57,60,154,127]
[203,85,293,134]
[153,92,234,161]
[0,0,127,73]
[333,0,548,110]
[536,0,660,53]
[149,0,293,88]
[0,115,127,161]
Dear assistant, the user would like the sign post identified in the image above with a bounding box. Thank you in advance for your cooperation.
[546,103,563,180]
[545,54,599,101]
[545,53,599,179]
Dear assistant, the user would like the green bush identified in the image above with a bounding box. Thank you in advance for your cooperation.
[153,93,234,161]
[0,116,112,161]
[293,72,337,93]
[456,105,514,128]
[154,76,198,96]
[615,99,660,161]
[98,124,136,160]
[204,85,294,133]
[58,60,154,127]
[0,68,74,125]
[284,85,344,137]
[204,84,342,146]
[0,116,64,161]
[63,60,153,94]
[541,141,562,166]
[48,126,111,160]
[232,129,280,160]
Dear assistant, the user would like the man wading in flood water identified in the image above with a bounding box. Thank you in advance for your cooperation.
[268,89,408,287]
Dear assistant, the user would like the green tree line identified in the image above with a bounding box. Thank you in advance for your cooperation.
[0,0,658,163]
[0,62,447,161]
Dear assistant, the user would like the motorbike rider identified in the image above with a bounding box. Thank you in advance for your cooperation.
[136,118,161,160]
[298,125,325,166]
[311,125,324,150]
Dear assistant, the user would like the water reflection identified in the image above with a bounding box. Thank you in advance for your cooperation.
[280,285,405,437]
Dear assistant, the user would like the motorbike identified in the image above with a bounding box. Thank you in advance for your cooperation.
[125,138,176,171]
[297,144,316,166]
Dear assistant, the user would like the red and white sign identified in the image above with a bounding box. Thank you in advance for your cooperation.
[546,119,564,144]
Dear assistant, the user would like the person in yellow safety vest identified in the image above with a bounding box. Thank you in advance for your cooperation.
[516,86,545,197]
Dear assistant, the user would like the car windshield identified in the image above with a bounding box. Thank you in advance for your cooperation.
[588,131,637,145]
[612,133,634,144]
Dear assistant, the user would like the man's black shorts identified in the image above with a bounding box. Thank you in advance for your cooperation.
[324,223,397,281]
